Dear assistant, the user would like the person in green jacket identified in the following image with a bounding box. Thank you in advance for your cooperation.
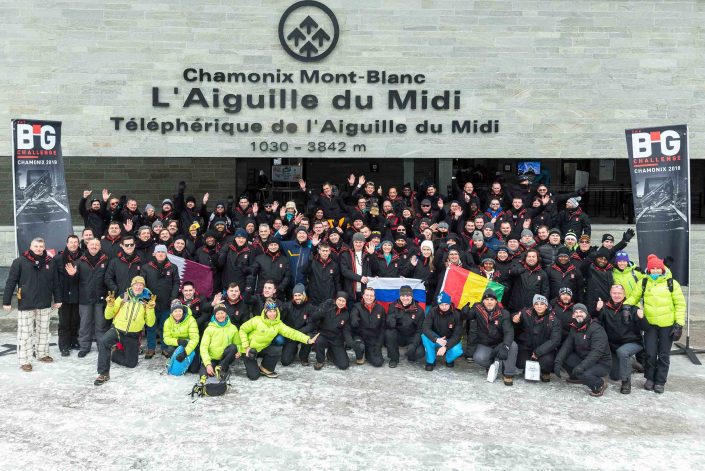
[199,304,241,380]
[626,254,686,394]
[163,302,200,373]
[239,299,318,380]
[612,251,643,298]
[95,276,156,385]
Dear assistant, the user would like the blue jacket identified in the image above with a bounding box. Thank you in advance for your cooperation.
[280,239,313,287]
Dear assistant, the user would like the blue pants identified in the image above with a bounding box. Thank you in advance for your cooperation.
[146,310,170,350]
[272,334,286,346]
[421,333,463,365]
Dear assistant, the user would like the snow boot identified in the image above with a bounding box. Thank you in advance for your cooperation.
[654,384,665,394]
[145,349,155,359]
[644,379,654,391]
[620,378,631,394]
[503,375,513,386]
[94,374,110,386]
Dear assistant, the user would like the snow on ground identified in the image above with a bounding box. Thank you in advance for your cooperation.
[1,333,704,471]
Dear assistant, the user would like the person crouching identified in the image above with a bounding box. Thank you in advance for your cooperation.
[199,305,242,381]
[422,292,463,371]
[162,302,200,374]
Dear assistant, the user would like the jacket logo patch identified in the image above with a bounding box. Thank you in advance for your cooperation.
[411,315,416,319]
[166,271,171,276]
[449,324,453,329]
[340,320,345,325]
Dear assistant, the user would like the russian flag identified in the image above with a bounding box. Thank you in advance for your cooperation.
[167,254,214,298]
[367,277,426,313]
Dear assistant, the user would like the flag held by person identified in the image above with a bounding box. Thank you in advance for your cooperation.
[440,265,504,308]
[167,254,213,298]
[367,277,426,312]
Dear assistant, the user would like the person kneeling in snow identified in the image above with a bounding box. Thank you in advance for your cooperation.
[199,305,242,381]
[238,299,318,380]
[421,292,463,371]
[553,304,612,397]
[94,276,156,386]
[162,302,200,374]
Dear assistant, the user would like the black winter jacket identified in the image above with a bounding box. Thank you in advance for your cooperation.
[556,319,612,370]
[104,252,143,296]
[3,251,61,310]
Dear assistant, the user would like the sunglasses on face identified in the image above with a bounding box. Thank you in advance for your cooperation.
[421,204,431,208]
[122,243,135,247]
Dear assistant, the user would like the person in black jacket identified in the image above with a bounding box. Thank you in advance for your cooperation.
[385,285,425,368]
[310,292,354,370]
[211,283,251,329]
[195,231,222,294]
[551,287,576,340]
[350,287,386,367]
[280,284,317,366]
[422,292,463,371]
[104,235,143,297]
[79,190,107,238]
[141,244,180,358]
[580,247,614,313]
[464,289,517,386]
[218,228,252,291]
[303,243,340,306]
[547,246,584,302]
[369,239,411,278]
[512,294,562,382]
[339,233,374,301]
[177,281,211,333]
[100,221,123,259]
[248,239,291,298]
[53,235,82,356]
[65,239,109,357]
[554,303,613,397]
[595,285,645,394]
[507,249,549,312]
[3,237,62,371]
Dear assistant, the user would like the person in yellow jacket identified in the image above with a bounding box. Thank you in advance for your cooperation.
[239,299,318,380]
[626,254,686,394]
[612,251,643,298]
[94,276,156,385]
[199,304,241,380]
[163,302,200,373]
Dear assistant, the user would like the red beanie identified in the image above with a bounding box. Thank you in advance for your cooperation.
[646,254,664,272]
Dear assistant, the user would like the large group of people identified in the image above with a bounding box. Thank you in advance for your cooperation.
[2,175,686,396]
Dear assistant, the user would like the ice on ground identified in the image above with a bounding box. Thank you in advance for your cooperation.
[1,333,704,470]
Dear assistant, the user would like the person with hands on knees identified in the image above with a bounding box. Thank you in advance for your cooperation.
[385,285,426,368]
[464,289,518,386]
[310,292,354,371]
[350,287,386,367]
[512,294,562,382]
[238,298,317,380]
[94,276,155,385]
[553,303,612,397]
[422,292,464,371]
[199,305,242,383]
[625,254,686,394]
[162,302,201,374]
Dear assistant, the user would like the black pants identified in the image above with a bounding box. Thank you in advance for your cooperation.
[281,340,311,366]
[163,345,201,374]
[199,345,238,376]
[243,345,282,380]
[352,333,384,367]
[97,328,140,375]
[314,334,349,370]
[644,325,673,385]
[385,330,425,363]
[58,302,80,350]
[517,348,555,374]
[564,353,610,392]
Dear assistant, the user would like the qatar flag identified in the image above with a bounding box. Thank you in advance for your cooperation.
[366,277,426,312]
[167,254,214,298]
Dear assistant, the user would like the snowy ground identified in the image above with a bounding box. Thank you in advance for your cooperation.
[1,334,704,470]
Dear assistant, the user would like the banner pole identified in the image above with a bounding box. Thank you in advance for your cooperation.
[10,120,19,258]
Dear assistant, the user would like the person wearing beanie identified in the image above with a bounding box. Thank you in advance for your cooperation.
[279,284,318,366]
[349,287,386,367]
[411,240,438,304]
[581,246,615,314]
[278,225,313,289]
[557,194,590,238]
[340,232,374,302]
[249,239,291,297]
[463,288,518,386]
[94,276,156,385]
[594,284,645,394]
[141,243,180,359]
[238,297,317,380]
[160,198,175,222]
[385,285,425,368]
[151,219,164,238]
[537,228,563,270]
[141,203,157,227]
[547,245,584,303]
[506,248,549,313]
[612,251,643,298]
[512,291,561,382]
[551,286,576,341]
[469,231,496,267]
[162,302,200,373]
[625,254,686,394]
[218,227,252,291]
[309,292,354,370]
[421,292,464,371]
[563,231,578,250]
[198,305,242,382]
[481,223,501,252]
[554,303,612,397]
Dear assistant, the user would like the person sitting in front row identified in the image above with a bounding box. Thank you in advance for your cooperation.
[421,292,463,371]
[199,305,241,381]
[162,302,201,374]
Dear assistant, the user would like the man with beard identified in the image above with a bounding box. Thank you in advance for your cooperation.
[280,284,317,366]
[196,231,222,293]
[350,287,386,367]
[218,228,252,291]
[231,195,255,226]
[105,235,143,298]
[385,285,425,368]
[551,287,576,341]
[142,244,180,358]
[507,249,549,313]
[249,239,291,298]
[279,226,313,289]
[54,235,82,356]
[79,190,107,238]
[310,292,354,370]
[65,239,109,358]
[512,294,562,382]
[202,194,233,232]
[581,247,614,314]
[4,238,62,372]
[303,243,340,306]
[547,246,584,302]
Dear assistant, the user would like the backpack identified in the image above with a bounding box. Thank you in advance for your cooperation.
[190,373,231,400]
[641,276,673,294]
[166,346,195,376]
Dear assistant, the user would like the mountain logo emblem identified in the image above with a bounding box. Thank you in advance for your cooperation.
[279,1,340,62]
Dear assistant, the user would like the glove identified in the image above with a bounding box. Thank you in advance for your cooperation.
[178,181,186,193]
[495,344,510,361]
[623,228,635,241]
[175,351,187,362]
[672,323,683,341]
[177,339,188,347]
[553,363,562,378]
[146,294,157,309]
[573,366,585,377]
[227,194,234,205]
[105,291,115,306]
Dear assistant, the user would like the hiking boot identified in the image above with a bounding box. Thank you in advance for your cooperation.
[566,377,583,384]
[259,366,279,378]
[446,361,455,368]
[38,356,53,363]
[620,378,632,394]
[589,380,608,397]
[94,374,110,386]
[61,349,70,357]
[356,358,365,365]
[541,373,551,383]
[314,362,324,370]
[644,379,654,391]
[654,384,665,394]
[503,375,514,386]
[145,349,155,359]
[299,358,309,367]
[71,342,80,351]
[425,363,435,371]
[161,350,170,358]
[20,364,32,372]
[78,350,89,358]
[465,355,474,363]
[389,360,398,368]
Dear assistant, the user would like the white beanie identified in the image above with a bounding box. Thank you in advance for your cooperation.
[420,240,434,255]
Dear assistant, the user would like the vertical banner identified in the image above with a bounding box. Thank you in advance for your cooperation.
[625,124,689,285]
[11,119,73,257]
